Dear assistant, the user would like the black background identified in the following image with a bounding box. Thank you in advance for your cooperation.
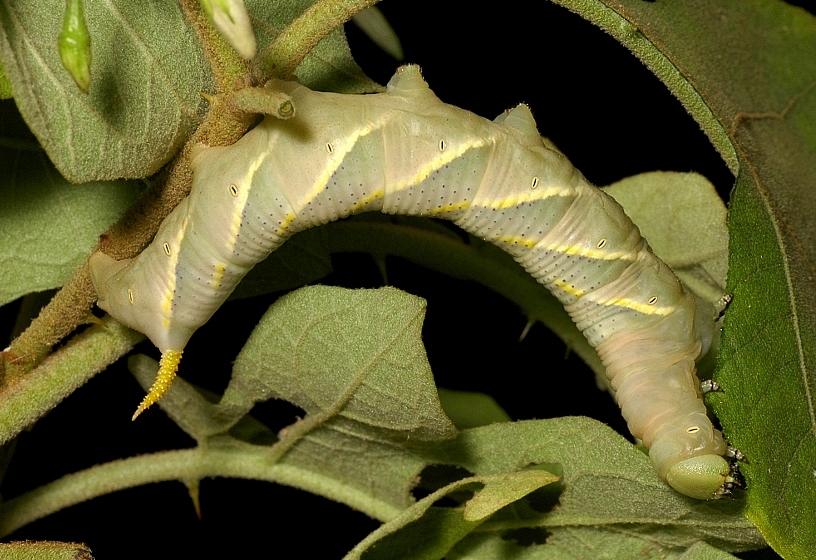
[5,0,807,557]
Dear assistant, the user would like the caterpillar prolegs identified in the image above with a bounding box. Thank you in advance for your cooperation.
[89,65,731,500]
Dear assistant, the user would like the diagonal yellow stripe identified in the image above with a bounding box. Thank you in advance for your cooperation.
[161,216,189,317]
[297,117,390,211]
[551,279,674,315]
[388,137,490,193]
[478,185,575,209]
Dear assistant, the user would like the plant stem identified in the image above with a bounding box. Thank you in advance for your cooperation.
[0,444,402,537]
[256,0,380,79]
[0,321,144,447]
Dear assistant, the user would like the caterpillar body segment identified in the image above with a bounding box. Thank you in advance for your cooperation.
[89,65,729,499]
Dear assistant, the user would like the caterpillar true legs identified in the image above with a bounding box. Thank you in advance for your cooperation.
[89,65,731,499]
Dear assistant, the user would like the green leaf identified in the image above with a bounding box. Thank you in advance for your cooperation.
[0,541,93,560]
[678,541,741,560]
[427,420,762,554]
[0,102,142,306]
[0,0,375,183]
[246,0,380,93]
[223,285,457,438]
[0,0,212,182]
[463,470,558,522]
[345,470,559,560]
[603,171,729,304]
[716,173,816,558]
[351,6,404,60]
[437,388,512,430]
[218,285,458,512]
[444,532,742,560]
[354,506,482,560]
[553,1,816,556]
[346,418,761,559]
[0,56,11,99]
[58,0,92,93]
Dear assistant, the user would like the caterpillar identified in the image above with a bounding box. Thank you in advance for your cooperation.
[89,65,730,500]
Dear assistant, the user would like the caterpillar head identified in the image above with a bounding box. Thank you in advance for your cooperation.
[665,454,731,500]
[648,413,730,499]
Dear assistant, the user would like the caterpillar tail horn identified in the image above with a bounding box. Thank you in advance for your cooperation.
[132,350,183,420]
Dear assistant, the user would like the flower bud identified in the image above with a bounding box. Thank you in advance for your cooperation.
[201,0,257,60]
[58,0,91,93]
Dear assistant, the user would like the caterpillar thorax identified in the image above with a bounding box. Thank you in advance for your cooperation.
[90,65,730,499]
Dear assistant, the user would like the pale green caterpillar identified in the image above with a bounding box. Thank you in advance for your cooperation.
[90,65,732,500]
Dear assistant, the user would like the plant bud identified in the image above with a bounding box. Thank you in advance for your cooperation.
[201,0,257,60]
[58,0,91,93]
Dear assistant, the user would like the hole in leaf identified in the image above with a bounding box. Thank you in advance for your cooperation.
[228,400,307,445]
[501,527,551,546]
[411,464,474,505]
[521,463,564,512]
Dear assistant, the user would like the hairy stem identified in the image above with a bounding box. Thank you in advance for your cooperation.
[0,444,402,537]
[2,0,254,383]
[0,320,144,447]
[256,0,380,79]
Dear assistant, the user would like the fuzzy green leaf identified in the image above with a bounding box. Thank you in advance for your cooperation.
[0,0,375,183]
[351,6,403,60]
[0,541,93,560]
[554,1,816,556]
[0,0,212,182]
[216,286,457,512]
[436,388,511,430]
[444,532,742,560]
[603,171,729,304]
[0,103,142,306]
[679,541,741,560]
[223,285,457,438]
[246,0,379,93]
[427,420,762,553]
[345,470,558,560]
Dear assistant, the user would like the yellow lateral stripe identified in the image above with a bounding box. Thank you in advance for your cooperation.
[496,235,538,249]
[160,217,189,316]
[552,279,586,298]
[389,137,489,193]
[293,116,488,218]
[543,243,636,261]
[346,189,385,213]
[297,117,389,211]
[277,211,298,236]
[478,185,574,209]
[551,279,674,315]
[212,262,226,289]
[230,151,267,247]
[598,297,675,315]
[428,200,471,215]
[495,236,637,261]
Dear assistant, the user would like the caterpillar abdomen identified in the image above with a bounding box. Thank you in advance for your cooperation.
[89,65,729,499]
